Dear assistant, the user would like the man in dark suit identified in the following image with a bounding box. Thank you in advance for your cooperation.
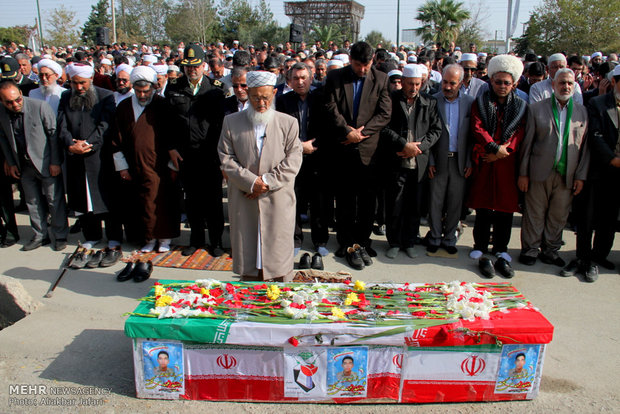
[561,65,620,282]
[324,41,391,270]
[57,63,120,256]
[382,64,442,259]
[223,67,249,116]
[0,81,68,251]
[166,43,226,257]
[276,62,329,257]
[428,64,474,255]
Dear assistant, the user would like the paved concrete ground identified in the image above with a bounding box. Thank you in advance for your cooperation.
[0,211,619,413]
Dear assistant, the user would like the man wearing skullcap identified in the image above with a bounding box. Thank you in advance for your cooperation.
[111,66,179,254]
[28,59,66,113]
[93,58,114,91]
[324,41,391,269]
[218,70,302,281]
[113,63,134,105]
[150,63,169,96]
[529,53,583,104]
[467,55,528,279]
[56,63,122,263]
[387,69,402,93]
[0,80,68,251]
[459,53,486,98]
[165,43,226,257]
[381,64,442,260]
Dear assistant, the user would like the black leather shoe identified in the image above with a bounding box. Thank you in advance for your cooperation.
[346,246,365,270]
[494,257,515,278]
[443,245,458,255]
[311,253,324,270]
[427,245,439,253]
[335,245,347,258]
[354,244,373,266]
[211,244,225,257]
[0,235,18,248]
[182,245,198,256]
[593,256,615,270]
[584,264,599,283]
[518,254,537,266]
[479,257,495,278]
[22,237,50,251]
[560,259,581,277]
[69,221,82,234]
[299,253,311,269]
[117,262,135,281]
[132,261,153,282]
[100,247,122,267]
[54,239,67,251]
[71,249,92,269]
[364,245,378,257]
[86,250,104,268]
[539,253,565,267]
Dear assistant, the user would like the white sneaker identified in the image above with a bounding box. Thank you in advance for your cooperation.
[141,239,156,252]
[158,239,171,253]
[469,249,483,260]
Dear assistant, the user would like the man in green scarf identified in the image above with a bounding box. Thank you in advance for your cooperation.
[518,68,590,269]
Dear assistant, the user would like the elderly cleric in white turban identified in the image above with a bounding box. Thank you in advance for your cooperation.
[37,59,63,77]
[67,63,94,79]
[130,66,158,85]
[115,63,133,77]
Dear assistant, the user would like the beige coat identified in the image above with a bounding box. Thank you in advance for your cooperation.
[519,97,590,188]
[218,110,302,280]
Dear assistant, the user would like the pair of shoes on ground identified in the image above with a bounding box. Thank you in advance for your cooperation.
[298,252,324,270]
[560,259,599,282]
[478,253,514,278]
[182,244,225,257]
[518,253,565,267]
[140,239,172,253]
[386,246,417,259]
[117,261,153,282]
[21,237,51,251]
[71,247,123,269]
[345,244,374,270]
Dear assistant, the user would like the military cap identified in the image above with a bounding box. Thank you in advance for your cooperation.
[181,43,205,67]
[1,57,19,80]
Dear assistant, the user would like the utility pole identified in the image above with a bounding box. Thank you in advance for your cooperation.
[35,0,44,46]
[111,0,117,43]
[506,0,512,53]
[396,0,400,47]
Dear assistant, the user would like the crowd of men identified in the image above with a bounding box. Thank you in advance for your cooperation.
[0,38,618,283]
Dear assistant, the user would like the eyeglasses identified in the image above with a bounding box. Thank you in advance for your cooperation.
[3,96,23,106]
[117,78,130,83]
[39,72,56,78]
[232,83,247,88]
[493,80,512,86]
[462,67,476,72]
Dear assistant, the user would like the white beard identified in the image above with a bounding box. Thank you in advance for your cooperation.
[246,102,275,126]
[555,89,574,102]
[39,84,56,97]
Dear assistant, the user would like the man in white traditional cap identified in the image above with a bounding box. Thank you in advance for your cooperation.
[150,63,169,96]
[326,59,343,72]
[459,53,486,97]
[28,59,66,113]
[113,63,134,105]
[111,66,179,255]
[56,63,122,264]
[218,70,303,281]
[529,53,583,104]
[381,64,442,259]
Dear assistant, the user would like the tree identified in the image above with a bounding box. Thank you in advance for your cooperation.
[0,26,32,46]
[165,0,219,45]
[363,31,392,49]
[118,0,171,44]
[514,0,620,56]
[456,0,488,50]
[81,0,111,44]
[46,6,80,47]
[310,24,344,47]
[218,0,286,46]
[414,0,470,47]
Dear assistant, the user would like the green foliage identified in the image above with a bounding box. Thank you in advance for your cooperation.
[310,24,344,47]
[218,0,286,46]
[118,0,171,44]
[515,0,620,55]
[415,0,470,47]
[46,6,80,47]
[81,0,111,44]
[165,0,219,45]
[363,30,392,49]
[0,26,31,46]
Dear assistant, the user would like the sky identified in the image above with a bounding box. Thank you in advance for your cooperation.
[4,0,541,45]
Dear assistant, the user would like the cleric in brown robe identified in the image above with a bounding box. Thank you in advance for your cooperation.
[111,66,179,252]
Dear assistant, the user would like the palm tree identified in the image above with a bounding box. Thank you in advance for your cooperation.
[311,24,344,47]
[415,0,470,47]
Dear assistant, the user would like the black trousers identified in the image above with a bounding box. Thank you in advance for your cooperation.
[79,212,123,243]
[0,169,18,240]
[182,156,224,248]
[473,208,514,254]
[386,168,420,248]
[334,155,377,248]
[294,155,329,248]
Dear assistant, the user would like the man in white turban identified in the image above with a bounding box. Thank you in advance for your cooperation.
[218,71,303,281]
[113,63,134,105]
[29,59,66,113]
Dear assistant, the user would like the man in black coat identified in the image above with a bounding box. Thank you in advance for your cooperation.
[276,62,329,257]
[166,43,226,257]
[561,65,620,282]
[56,63,120,251]
[381,64,442,259]
[323,41,392,270]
